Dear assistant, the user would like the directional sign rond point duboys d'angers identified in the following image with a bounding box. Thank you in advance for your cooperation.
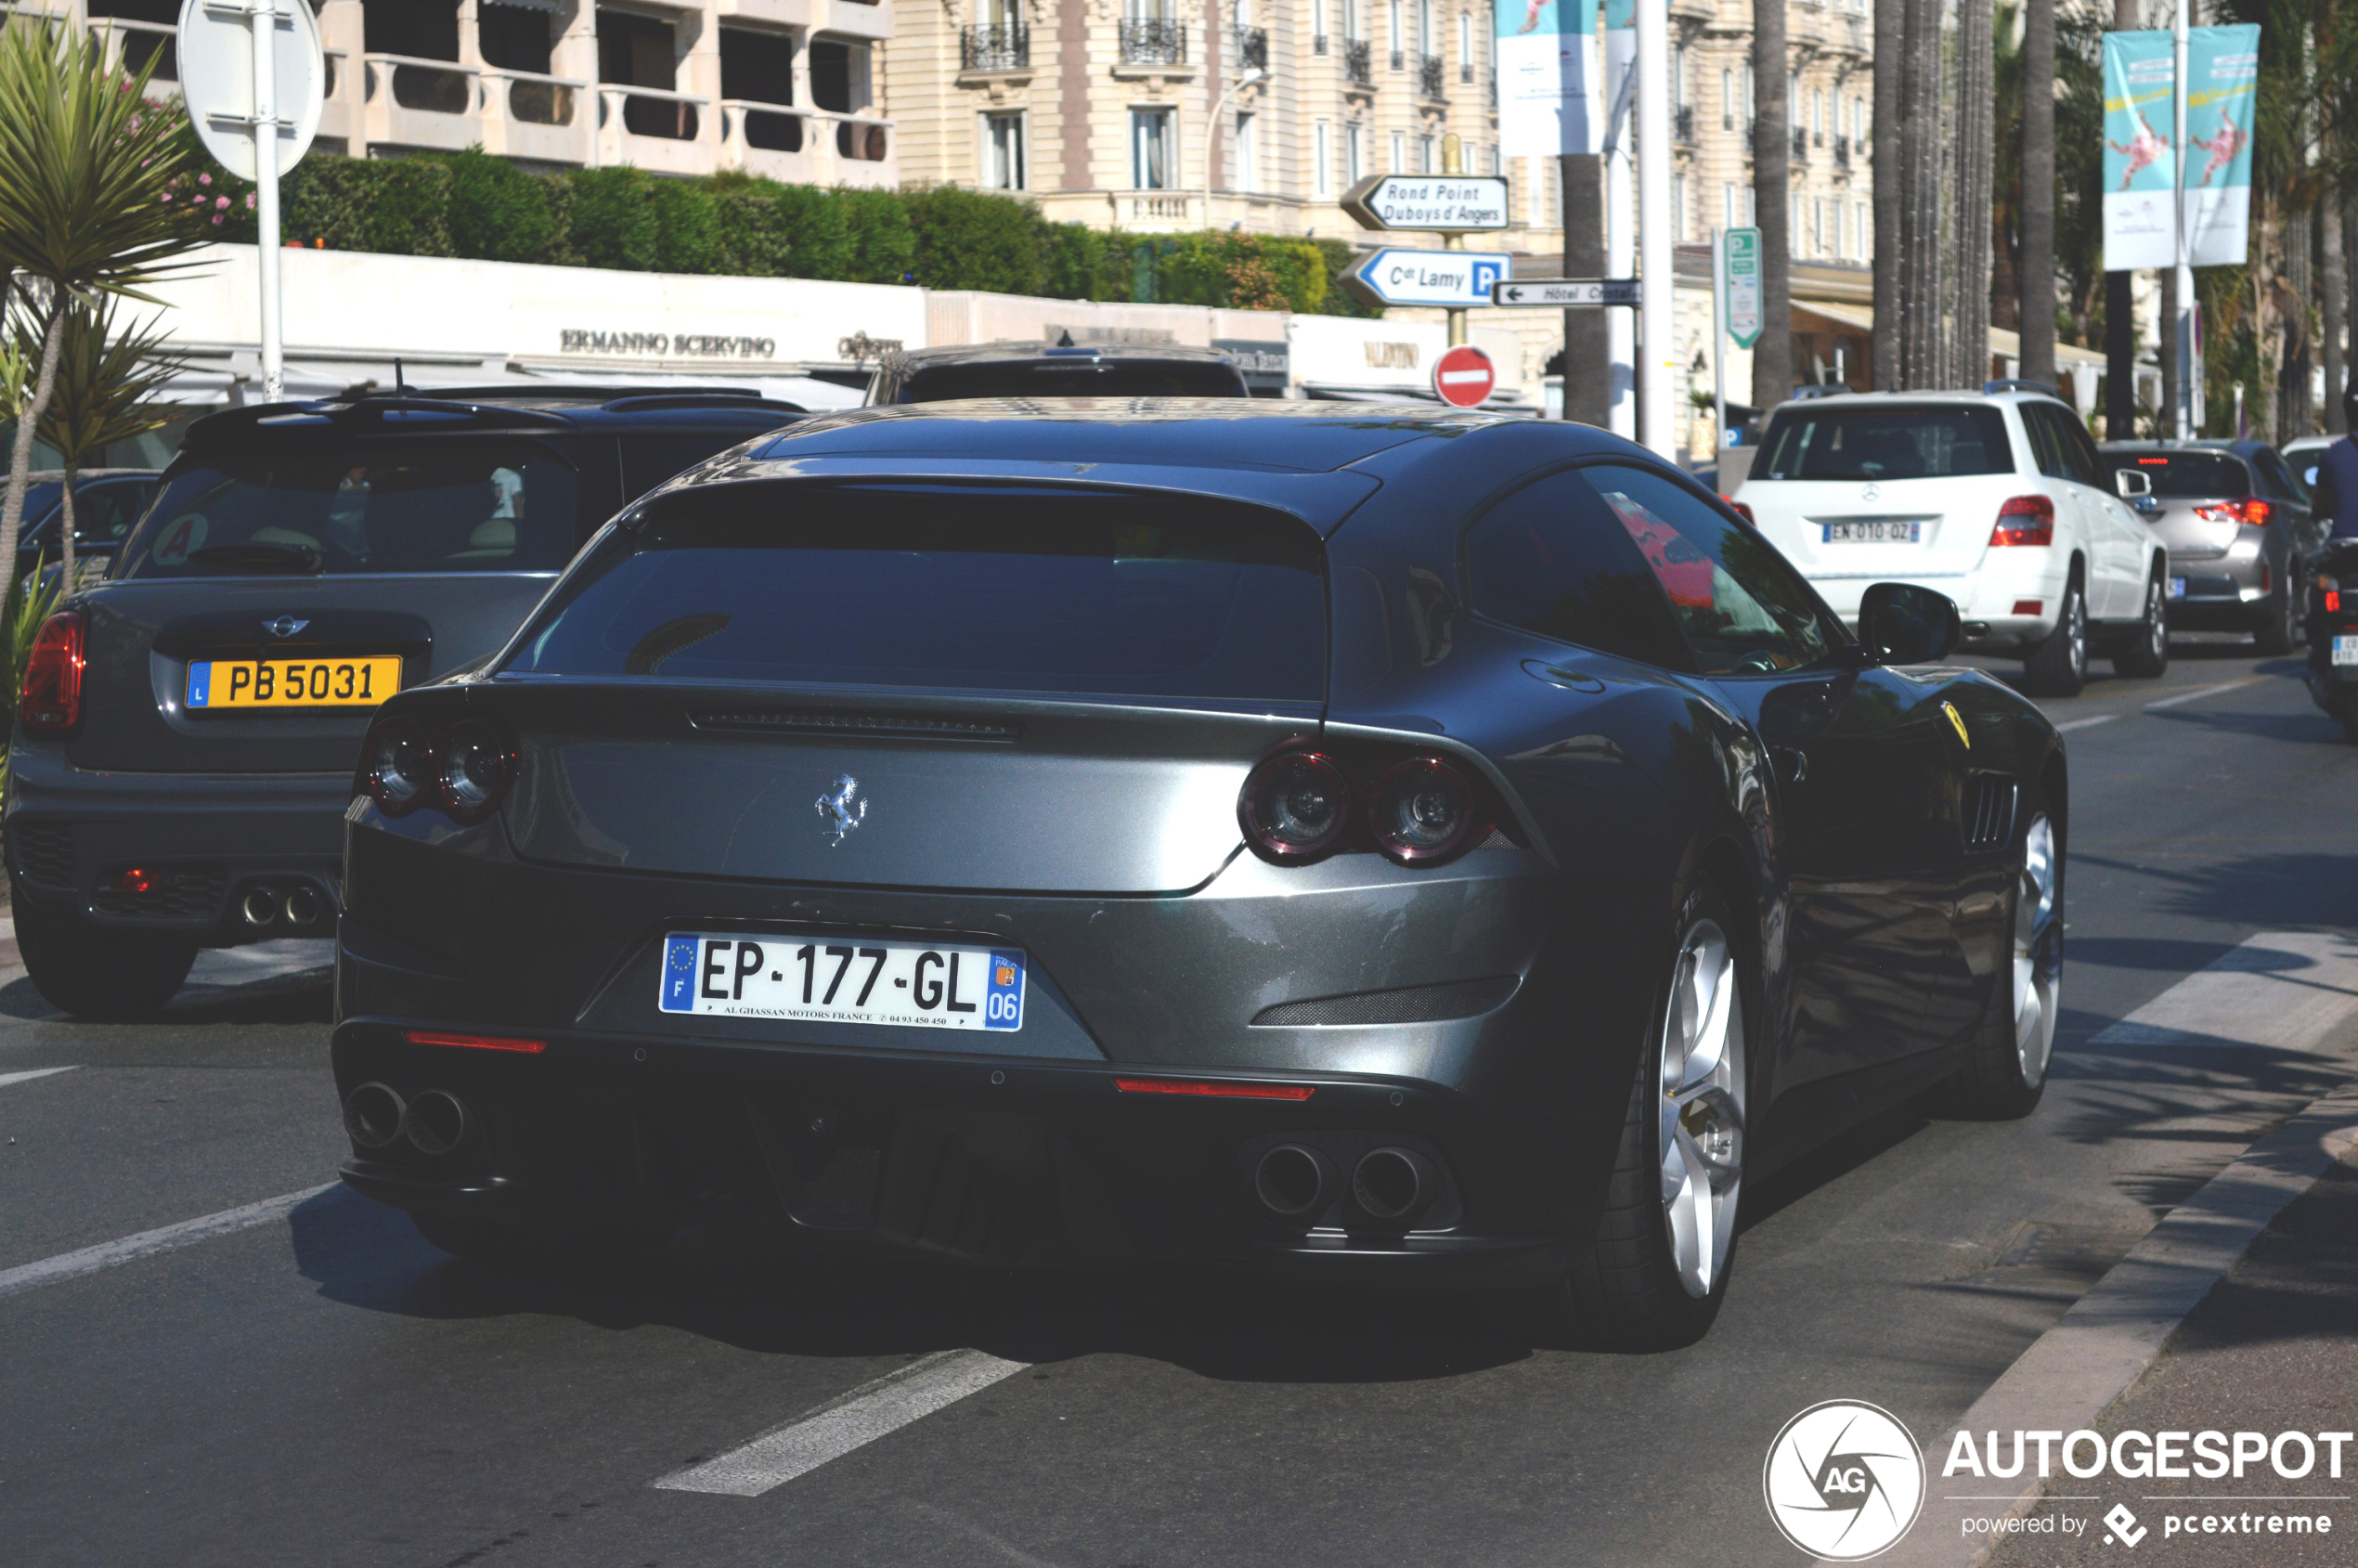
[2100,25,2257,271]
[1341,175,1512,233]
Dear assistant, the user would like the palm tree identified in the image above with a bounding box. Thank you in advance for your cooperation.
[2018,0,2057,389]
[28,295,182,583]
[0,19,202,578]
[1751,0,1792,408]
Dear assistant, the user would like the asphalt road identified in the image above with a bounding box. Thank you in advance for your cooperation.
[4,635,2355,1568]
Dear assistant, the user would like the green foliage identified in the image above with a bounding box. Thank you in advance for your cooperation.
[646,176,721,274]
[0,550,62,749]
[1037,224,1127,301]
[283,157,453,256]
[428,148,570,265]
[835,187,916,284]
[706,180,793,276]
[1149,232,1328,313]
[565,166,659,271]
[761,180,852,278]
[903,185,1043,294]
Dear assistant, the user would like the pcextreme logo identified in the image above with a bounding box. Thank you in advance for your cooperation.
[1764,1400,1928,1562]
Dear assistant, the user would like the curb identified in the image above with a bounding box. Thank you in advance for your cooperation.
[1880,1080,2358,1567]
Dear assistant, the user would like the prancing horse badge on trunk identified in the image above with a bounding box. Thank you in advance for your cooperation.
[816,775,867,846]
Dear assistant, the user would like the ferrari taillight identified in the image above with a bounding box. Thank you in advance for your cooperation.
[1989,496,2055,548]
[1239,747,1496,868]
[19,611,85,733]
[358,713,516,823]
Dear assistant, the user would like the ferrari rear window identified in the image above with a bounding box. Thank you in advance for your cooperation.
[1756,405,2014,481]
[503,484,1327,705]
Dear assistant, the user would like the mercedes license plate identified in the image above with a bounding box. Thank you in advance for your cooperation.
[187,656,400,710]
[658,933,1026,1031]
[2168,577,2188,600]
[1821,520,1922,544]
[2334,636,2358,668]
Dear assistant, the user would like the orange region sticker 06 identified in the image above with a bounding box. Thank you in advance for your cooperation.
[186,657,401,709]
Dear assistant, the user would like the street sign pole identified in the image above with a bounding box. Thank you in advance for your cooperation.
[1711,227,1727,454]
[2171,0,2193,441]
[249,0,282,403]
[1636,0,1674,458]
[1443,136,1467,349]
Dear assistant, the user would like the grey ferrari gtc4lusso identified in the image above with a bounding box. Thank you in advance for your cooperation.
[331,399,2066,1346]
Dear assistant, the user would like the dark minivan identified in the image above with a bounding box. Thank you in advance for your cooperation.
[6,386,802,1017]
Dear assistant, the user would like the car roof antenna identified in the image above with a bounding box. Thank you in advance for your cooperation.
[393,356,406,394]
[1056,330,1075,347]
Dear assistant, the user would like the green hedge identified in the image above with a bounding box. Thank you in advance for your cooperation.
[174,129,1376,315]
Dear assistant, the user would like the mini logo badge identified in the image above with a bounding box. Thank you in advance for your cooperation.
[2103,1504,2147,1548]
[815,774,867,846]
[263,616,309,638]
[1763,1400,1925,1561]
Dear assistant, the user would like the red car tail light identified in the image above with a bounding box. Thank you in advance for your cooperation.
[1368,756,1488,865]
[404,1030,547,1054]
[1113,1077,1315,1100]
[1238,750,1353,862]
[360,717,434,815]
[19,610,86,733]
[2196,499,2273,526]
[1989,496,2055,548]
[435,719,516,823]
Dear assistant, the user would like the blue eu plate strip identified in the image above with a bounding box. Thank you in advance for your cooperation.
[186,663,213,708]
[659,934,700,1013]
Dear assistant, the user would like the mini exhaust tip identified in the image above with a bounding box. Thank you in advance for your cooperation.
[1351,1147,1437,1224]
[240,887,278,927]
[1253,1144,1335,1220]
[282,886,321,927]
[404,1089,474,1160]
[343,1082,406,1150]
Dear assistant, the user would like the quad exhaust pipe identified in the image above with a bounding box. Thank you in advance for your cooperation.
[240,881,329,930]
[340,1082,479,1162]
[1350,1147,1437,1224]
[1250,1143,1439,1225]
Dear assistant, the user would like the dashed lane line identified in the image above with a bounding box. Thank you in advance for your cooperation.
[0,1184,338,1301]
[651,1349,1032,1497]
[2054,714,2118,733]
[0,1066,78,1089]
[2143,676,2262,710]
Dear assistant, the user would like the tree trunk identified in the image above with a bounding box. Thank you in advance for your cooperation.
[1956,0,1995,388]
[58,467,76,584]
[2159,268,2178,436]
[1561,154,1612,425]
[1750,0,1792,408]
[0,293,68,584]
[2281,210,2313,438]
[2019,0,2057,390]
[1872,0,1904,389]
[2325,190,2346,434]
[1898,0,1946,386]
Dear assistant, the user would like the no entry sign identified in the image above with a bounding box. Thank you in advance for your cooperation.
[1432,344,1496,408]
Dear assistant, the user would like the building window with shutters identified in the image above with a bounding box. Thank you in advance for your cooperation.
[983,111,1026,190]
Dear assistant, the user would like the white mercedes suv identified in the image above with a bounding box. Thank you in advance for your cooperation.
[1732,389,2170,695]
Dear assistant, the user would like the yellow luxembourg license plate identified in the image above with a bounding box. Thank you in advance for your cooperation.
[186,657,400,710]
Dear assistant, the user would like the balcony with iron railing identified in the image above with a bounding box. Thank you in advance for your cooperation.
[1833,135,1850,169]
[1234,25,1267,71]
[1343,37,1372,86]
[1459,55,1472,83]
[1314,32,1328,54]
[962,22,1030,71]
[1674,104,1695,143]
[1388,47,1403,71]
[1791,126,1808,161]
[1416,53,1444,97]
[1118,19,1187,67]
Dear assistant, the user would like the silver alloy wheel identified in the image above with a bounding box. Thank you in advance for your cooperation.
[1658,917,1745,1300]
[2144,577,2168,662]
[2063,590,2087,681]
[2014,814,2061,1087]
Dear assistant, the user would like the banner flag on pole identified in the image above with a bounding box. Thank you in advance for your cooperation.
[2102,25,2258,272]
[2101,30,2176,271]
[1495,0,1599,157]
[2183,24,2257,267]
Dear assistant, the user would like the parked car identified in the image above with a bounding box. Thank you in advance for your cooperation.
[2283,434,2335,497]
[329,399,2064,1348]
[15,468,162,578]
[1734,389,2170,695]
[866,341,1251,404]
[5,385,805,1019]
[2098,440,2320,654]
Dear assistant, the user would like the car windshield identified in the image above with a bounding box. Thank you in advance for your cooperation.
[2108,452,2249,499]
[897,361,1247,402]
[118,443,578,578]
[504,484,1327,705]
[21,481,62,526]
[1755,405,2014,481]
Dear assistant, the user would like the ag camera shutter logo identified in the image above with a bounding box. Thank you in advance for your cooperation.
[1764,1400,1926,1561]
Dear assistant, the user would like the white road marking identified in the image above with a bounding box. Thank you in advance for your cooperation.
[0,1183,338,1301]
[0,1066,77,1089]
[652,1348,1031,1497]
[2054,714,2118,733]
[2089,930,2358,1049]
[2144,677,2261,710]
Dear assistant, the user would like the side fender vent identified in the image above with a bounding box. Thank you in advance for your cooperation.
[1963,773,2019,852]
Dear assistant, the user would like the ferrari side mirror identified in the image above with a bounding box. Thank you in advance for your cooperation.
[1859,582,1963,665]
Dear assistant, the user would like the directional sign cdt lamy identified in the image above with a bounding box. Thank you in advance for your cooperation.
[1340,175,1512,232]
[1344,249,1513,310]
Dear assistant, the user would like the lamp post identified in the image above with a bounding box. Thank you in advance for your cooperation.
[1200,66,1267,228]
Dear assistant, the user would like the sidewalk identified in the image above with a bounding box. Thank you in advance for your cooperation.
[1983,1147,2358,1566]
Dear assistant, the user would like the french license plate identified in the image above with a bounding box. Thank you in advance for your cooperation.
[187,656,400,709]
[658,933,1026,1031]
[2168,577,2188,600]
[1821,520,1922,544]
[2334,636,2358,668]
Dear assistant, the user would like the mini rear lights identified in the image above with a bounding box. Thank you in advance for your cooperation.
[19,610,86,732]
[1369,757,1488,864]
[360,714,516,823]
[1239,750,1352,861]
[1989,496,2055,548]
[104,867,156,895]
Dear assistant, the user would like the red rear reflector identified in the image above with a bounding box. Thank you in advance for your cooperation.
[106,867,156,894]
[403,1030,547,1054]
[2012,600,2043,616]
[1113,1077,1315,1101]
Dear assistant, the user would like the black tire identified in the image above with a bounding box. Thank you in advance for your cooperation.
[1930,795,2062,1120]
[2022,578,2088,697]
[1532,879,1753,1351]
[13,891,198,1019]
[2111,571,2170,678]
[2253,577,2299,656]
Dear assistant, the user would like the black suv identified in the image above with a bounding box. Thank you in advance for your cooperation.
[6,385,802,1017]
